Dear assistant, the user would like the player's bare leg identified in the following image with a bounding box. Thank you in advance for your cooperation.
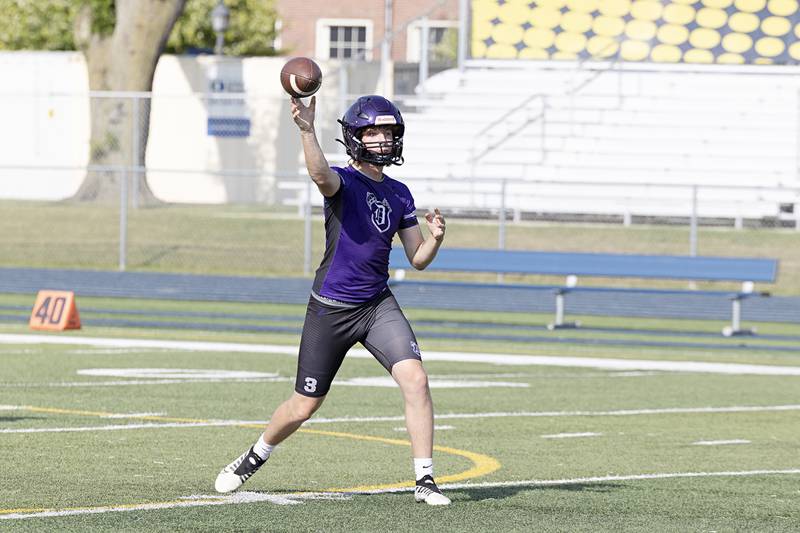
[215,392,325,493]
[392,359,451,505]
[262,392,326,445]
[392,359,433,455]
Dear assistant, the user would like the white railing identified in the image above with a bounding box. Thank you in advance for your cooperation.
[278,174,800,273]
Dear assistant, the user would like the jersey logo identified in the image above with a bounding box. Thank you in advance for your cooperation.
[366,192,392,233]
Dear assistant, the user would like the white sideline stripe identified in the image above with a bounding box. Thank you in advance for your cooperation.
[0,378,293,388]
[693,439,751,446]
[311,404,800,423]
[394,425,455,432]
[0,405,20,411]
[0,421,252,434]
[2,333,800,376]
[0,334,297,355]
[101,412,166,419]
[3,404,800,434]
[76,368,280,379]
[359,469,800,495]
[0,376,525,389]
[436,469,800,493]
[2,469,799,520]
[541,432,602,439]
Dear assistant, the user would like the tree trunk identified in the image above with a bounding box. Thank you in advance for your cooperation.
[72,0,186,205]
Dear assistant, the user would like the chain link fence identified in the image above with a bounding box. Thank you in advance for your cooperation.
[1,89,799,295]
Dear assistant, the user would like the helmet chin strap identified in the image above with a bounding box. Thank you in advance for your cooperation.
[337,117,404,167]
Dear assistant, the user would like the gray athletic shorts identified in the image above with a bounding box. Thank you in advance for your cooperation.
[294,289,422,397]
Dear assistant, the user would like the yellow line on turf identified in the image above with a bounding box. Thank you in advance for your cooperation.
[0,406,502,517]
[299,428,501,492]
[23,406,207,424]
[0,498,229,517]
[0,508,46,515]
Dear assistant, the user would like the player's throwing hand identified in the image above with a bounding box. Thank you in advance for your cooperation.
[291,96,316,132]
[425,208,446,242]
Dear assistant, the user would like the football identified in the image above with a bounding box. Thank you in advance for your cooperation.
[280,57,322,98]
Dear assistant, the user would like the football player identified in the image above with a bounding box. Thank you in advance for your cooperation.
[215,94,450,505]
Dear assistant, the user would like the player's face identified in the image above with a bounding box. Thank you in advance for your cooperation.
[360,126,394,154]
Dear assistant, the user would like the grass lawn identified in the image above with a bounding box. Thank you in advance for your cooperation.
[1,200,797,295]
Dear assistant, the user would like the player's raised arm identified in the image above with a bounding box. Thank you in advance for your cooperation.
[291,96,340,197]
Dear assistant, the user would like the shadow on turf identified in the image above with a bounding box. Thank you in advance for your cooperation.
[309,483,622,503]
[0,416,44,423]
[447,482,622,501]
[259,482,622,502]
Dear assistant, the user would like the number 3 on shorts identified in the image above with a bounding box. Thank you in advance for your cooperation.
[304,376,318,393]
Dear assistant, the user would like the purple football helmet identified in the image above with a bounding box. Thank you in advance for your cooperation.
[337,95,405,166]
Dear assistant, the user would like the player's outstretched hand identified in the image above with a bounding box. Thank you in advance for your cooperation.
[425,208,446,242]
[291,96,316,133]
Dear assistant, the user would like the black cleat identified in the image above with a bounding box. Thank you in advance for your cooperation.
[414,474,451,505]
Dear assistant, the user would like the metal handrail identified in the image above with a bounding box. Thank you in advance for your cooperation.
[468,42,625,163]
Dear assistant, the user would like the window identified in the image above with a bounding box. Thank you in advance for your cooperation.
[406,20,458,63]
[316,19,373,60]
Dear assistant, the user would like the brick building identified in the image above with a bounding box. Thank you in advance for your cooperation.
[275,0,460,63]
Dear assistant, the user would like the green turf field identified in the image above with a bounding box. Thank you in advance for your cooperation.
[1,299,799,531]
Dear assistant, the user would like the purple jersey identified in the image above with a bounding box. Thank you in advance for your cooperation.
[312,165,418,303]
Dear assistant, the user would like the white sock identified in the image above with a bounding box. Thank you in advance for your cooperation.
[414,458,434,481]
[252,436,275,460]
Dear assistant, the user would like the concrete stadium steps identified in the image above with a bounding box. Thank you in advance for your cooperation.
[389,164,796,189]
[403,110,795,140]
[1,267,798,324]
[388,62,800,218]
[405,103,792,123]
[403,93,797,114]
[450,64,798,97]
[395,157,795,193]
[401,138,795,167]
[300,65,800,220]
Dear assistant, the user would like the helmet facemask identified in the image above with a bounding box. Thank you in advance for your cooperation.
[337,95,405,166]
[341,124,404,166]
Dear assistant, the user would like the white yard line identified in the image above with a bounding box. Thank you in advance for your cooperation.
[2,469,798,520]
[394,425,455,432]
[541,432,602,439]
[3,333,800,376]
[436,468,800,492]
[101,412,166,419]
[0,378,293,388]
[309,404,800,424]
[692,439,751,446]
[0,421,251,434]
[3,404,800,434]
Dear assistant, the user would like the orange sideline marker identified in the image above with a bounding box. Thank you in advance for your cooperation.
[29,290,81,331]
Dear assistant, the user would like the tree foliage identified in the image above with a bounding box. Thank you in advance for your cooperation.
[83,0,116,36]
[0,0,277,56]
[167,0,278,56]
[0,0,76,51]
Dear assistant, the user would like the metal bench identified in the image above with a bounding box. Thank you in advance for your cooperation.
[389,248,779,336]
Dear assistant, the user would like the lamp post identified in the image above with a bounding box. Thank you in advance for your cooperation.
[380,0,393,97]
[211,0,230,55]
